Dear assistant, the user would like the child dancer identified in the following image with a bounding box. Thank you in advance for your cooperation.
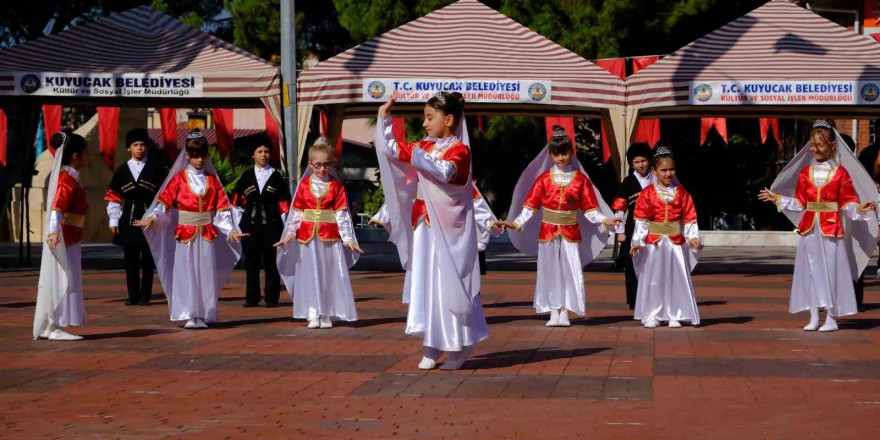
[612,143,655,310]
[275,137,363,329]
[232,137,291,308]
[369,182,501,303]
[630,146,702,328]
[138,130,245,329]
[105,128,167,306]
[759,120,876,332]
[34,130,89,341]
[499,126,619,327]
[376,91,488,370]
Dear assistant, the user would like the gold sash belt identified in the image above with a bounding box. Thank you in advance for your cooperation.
[806,201,838,212]
[304,209,337,223]
[542,208,578,226]
[648,221,681,236]
[61,213,84,228]
[178,210,213,226]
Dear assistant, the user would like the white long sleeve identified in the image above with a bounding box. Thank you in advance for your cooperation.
[583,209,608,225]
[107,202,122,228]
[842,203,871,222]
[285,210,304,237]
[370,203,390,226]
[336,209,356,243]
[148,203,168,221]
[213,210,234,236]
[683,221,701,242]
[512,207,536,230]
[48,210,62,234]
[776,196,804,212]
[631,219,649,247]
[411,148,457,182]
[379,116,400,158]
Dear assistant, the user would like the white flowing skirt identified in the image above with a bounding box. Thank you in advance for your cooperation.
[56,244,86,327]
[790,225,858,317]
[535,238,586,315]
[633,238,700,325]
[292,240,358,321]
[405,222,489,351]
[170,238,221,322]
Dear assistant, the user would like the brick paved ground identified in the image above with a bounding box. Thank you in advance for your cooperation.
[1,267,879,439]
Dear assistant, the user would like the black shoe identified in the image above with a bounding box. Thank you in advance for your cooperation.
[264,302,279,308]
[243,302,260,308]
[124,300,137,306]
[138,299,151,306]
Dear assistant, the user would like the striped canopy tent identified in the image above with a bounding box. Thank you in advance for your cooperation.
[625,0,880,145]
[0,6,283,175]
[296,0,627,177]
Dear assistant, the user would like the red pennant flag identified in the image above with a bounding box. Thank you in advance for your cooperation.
[391,118,406,143]
[0,109,6,166]
[545,117,576,146]
[477,115,485,132]
[319,112,344,159]
[213,108,234,158]
[42,105,62,155]
[700,118,728,145]
[759,118,780,144]
[159,108,178,162]
[595,59,626,79]
[630,56,662,147]
[97,107,119,170]
[264,109,281,160]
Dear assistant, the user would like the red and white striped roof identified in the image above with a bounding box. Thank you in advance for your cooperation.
[297,0,625,114]
[0,6,280,100]
[627,0,880,112]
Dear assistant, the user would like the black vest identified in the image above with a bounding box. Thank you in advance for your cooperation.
[615,174,648,240]
[109,158,167,246]
[234,167,291,235]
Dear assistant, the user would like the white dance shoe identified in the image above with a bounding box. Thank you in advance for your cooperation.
[47,329,83,341]
[803,323,819,331]
[184,319,199,329]
[556,310,571,327]
[418,356,438,370]
[668,320,682,328]
[195,318,208,329]
[546,309,560,327]
[320,317,333,329]
[307,318,320,329]
[644,319,660,328]
[440,346,473,370]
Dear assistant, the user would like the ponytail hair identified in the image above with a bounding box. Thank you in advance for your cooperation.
[52,128,86,166]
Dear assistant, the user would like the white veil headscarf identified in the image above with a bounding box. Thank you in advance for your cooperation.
[33,142,71,339]
[141,148,242,314]
[374,113,479,318]
[506,145,613,267]
[276,166,360,296]
[770,125,878,279]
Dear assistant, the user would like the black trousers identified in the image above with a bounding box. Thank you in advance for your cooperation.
[123,244,155,304]
[619,240,638,308]
[479,250,486,275]
[854,271,865,310]
[244,230,281,305]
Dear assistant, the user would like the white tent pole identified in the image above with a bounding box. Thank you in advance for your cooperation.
[280,0,297,193]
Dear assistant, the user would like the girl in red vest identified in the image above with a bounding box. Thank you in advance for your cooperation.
[630,147,703,328]
[34,130,90,341]
[275,138,363,329]
[500,126,619,327]
[760,121,876,332]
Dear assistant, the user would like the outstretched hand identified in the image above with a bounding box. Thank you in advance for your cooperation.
[757,187,778,203]
[133,217,155,231]
[858,201,876,212]
[378,92,398,118]
[273,234,293,248]
[689,238,703,250]
[229,231,250,243]
[346,242,365,254]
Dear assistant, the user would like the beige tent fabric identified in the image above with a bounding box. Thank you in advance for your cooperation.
[295,103,314,180]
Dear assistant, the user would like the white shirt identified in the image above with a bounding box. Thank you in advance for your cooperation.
[128,157,147,181]
[255,164,274,193]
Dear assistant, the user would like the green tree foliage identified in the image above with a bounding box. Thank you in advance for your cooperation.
[208,146,247,193]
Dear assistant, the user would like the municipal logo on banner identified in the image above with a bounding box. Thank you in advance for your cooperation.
[362,79,552,104]
[13,72,204,97]
[688,80,880,105]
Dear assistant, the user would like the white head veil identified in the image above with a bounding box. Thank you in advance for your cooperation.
[374,112,479,318]
[141,145,242,314]
[506,144,613,267]
[770,125,878,279]
[276,165,360,297]
[33,142,71,339]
